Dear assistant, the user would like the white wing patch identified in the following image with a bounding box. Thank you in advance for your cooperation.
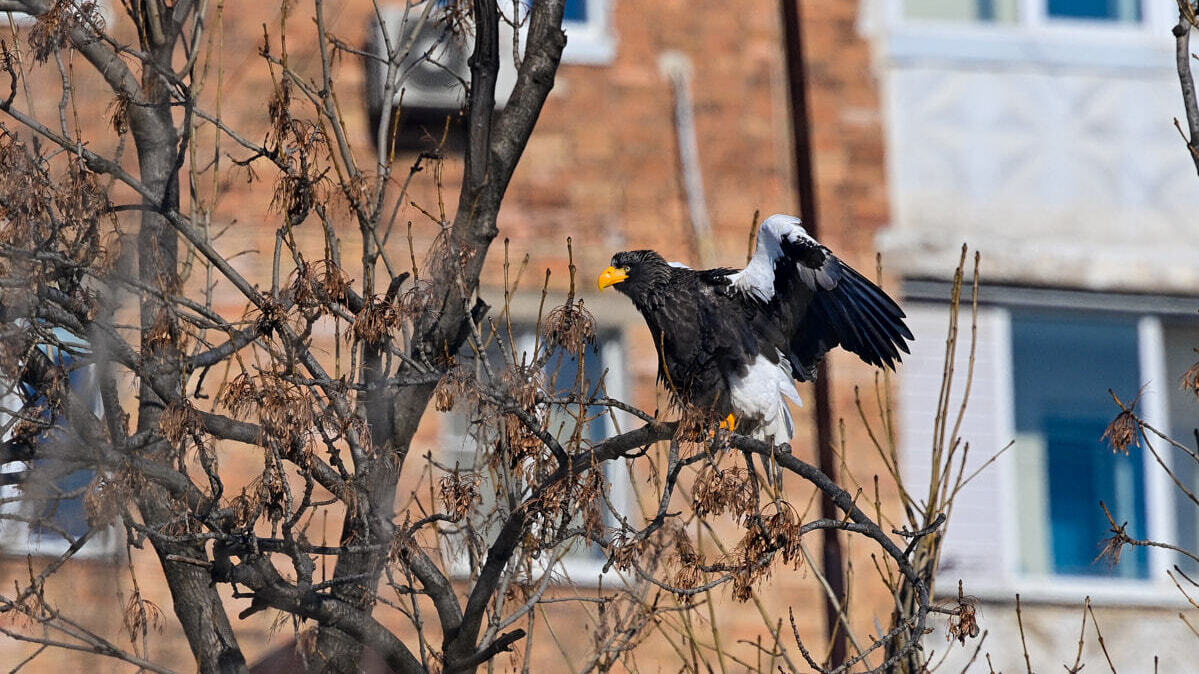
[728,352,803,443]
[667,261,691,269]
[728,214,820,301]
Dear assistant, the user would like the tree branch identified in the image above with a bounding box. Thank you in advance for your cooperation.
[222,555,425,674]
[1175,5,1199,176]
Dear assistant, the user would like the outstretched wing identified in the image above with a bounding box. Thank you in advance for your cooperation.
[727,214,912,381]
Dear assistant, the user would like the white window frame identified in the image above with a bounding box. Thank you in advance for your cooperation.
[880,0,1175,71]
[560,0,617,65]
[534,332,633,582]
[989,308,1180,605]
[1137,316,1174,583]
[900,289,1199,606]
[441,324,635,585]
[0,381,119,560]
[0,464,118,560]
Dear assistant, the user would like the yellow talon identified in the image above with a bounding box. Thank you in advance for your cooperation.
[720,414,737,432]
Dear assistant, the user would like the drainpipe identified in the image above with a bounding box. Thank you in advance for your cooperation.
[660,51,718,268]
[779,0,848,667]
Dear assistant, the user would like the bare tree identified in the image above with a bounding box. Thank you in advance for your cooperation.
[0,1,953,672]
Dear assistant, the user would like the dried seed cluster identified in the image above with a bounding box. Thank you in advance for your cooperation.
[289,259,350,312]
[158,398,201,446]
[946,595,980,644]
[433,364,476,412]
[83,469,143,528]
[438,470,483,521]
[1101,409,1139,455]
[350,295,400,345]
[1182,358,1199,399]
[542,300,595,356]
[219,372,315,447]
[29,1,104,63]
[692,465,755,519]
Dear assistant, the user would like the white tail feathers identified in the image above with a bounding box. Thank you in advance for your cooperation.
[728,352,803,443]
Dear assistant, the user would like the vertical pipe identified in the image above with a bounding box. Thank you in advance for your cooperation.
[778,0,848,667]
[660,51,718,268]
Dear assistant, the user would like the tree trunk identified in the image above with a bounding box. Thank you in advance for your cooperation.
[129,54,247,673]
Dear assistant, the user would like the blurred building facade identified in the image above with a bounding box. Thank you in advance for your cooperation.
[871,1,1199,670]
[4,0,1197,671]
[0,0,902,670]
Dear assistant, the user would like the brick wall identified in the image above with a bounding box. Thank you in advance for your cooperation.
[0,1,908,670]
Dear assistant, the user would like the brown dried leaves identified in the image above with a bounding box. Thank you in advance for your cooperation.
[289,259,350,313]
[219,372,314,447]
[350,295,401,345]
[945,584,980,645]
[267,79,328,227]
[542,300,595,356]
[29,1,104,63]
[0,134,105,258]
[83,469,143,528]
[1181,357,1199,399]
[433,365,475,412]
[122,591,165,644]
[144,307,189,354]
[158,398,201,446]
[438,470,483,521]
[692,465,755,519]
[1101,408,1140,455]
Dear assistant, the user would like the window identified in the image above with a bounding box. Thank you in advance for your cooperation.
[885,0,1170,71]
[1046,0,1141,22]
[0,462,96,555]
[366,0,615,151]
[903,0,1142,23]
[0,331,114,558]
[442,325,631,581]
[1165,322,1199,576]
[1009,310,1146,578]
[898,287,1199,602]
[564,0,588,23]
[905,0,1018,23]
[560,0,616,65]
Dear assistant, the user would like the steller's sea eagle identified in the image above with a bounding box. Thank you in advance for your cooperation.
[598,214,912,443]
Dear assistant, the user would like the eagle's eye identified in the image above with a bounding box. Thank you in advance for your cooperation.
[622,266,630,273]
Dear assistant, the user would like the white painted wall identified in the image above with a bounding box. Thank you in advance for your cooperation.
[871,9,1199,294]
[925,600,1197,672]
[867,5,1199,666]
[898,303,1015,588]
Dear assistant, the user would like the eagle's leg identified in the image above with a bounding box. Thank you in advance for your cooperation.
[719,413,738,432]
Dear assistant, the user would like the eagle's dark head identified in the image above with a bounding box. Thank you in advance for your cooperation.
[598,250,673,304]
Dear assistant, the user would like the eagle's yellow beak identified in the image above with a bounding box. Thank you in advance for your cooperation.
[598,266,628,290]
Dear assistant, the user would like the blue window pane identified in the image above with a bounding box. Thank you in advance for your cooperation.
[541,339,616,561]
[564,0,587,23]
[543,342,610,445]
[1044,416,1146,577]
[1047,0,1141,21]
[30,468,93,541]
[1011,311,1147,578]
[16,338,101,548]
[455,328,615,447]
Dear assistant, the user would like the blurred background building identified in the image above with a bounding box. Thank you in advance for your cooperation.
[2,0,1198,671]
[872,0,1199,669]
